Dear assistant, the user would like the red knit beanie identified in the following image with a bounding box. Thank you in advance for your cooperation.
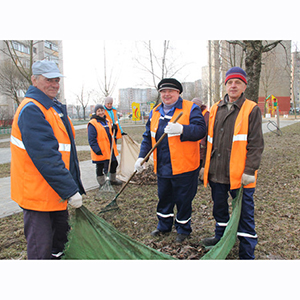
[225,67,247,85]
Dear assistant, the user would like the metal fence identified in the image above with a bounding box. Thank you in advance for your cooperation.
[0,128,11,135]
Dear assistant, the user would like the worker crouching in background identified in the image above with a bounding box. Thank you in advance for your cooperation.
[135,78,206,243]
[88,104,122,186]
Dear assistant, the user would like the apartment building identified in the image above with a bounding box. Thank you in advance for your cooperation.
[0,40,64,123]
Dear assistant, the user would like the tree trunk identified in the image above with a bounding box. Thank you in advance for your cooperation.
[243,41,263,103]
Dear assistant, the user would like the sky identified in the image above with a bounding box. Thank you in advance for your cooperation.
[62,40,209,104]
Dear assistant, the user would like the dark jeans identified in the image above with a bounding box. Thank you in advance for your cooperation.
[23,209,70,259]
[156,171,199,235]
[209,180,257,259]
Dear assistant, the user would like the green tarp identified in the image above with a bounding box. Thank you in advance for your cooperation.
[63,187,243,260]
[63,206,175,260]
[201,187,243,260]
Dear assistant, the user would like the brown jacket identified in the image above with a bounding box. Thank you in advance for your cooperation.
[207,93,264,185]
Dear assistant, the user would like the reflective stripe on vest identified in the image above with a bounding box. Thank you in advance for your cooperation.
[11,135,71,152]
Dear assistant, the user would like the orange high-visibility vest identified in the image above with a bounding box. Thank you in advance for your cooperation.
[150,100,200,175]
[202,108,208,117]
[10,98,75,211]
[203,99,258,189]
[88,118,118,162]
[104,108,122,139]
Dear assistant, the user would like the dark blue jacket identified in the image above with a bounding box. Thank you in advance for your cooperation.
[18,85,85,200]
[139,97,206,178]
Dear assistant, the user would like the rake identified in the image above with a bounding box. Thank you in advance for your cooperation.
[99,111,183,214]
[97,128,116,195]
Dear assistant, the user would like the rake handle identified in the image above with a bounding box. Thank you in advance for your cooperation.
[108,128,115,173]
[113,111,183,201]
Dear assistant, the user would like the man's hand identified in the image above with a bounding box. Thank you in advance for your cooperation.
[241,173,255,185]
[134,157,145,173]
[68,192,82,208]
[164,122,183,135]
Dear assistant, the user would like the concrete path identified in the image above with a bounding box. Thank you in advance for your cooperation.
[0,118,299,218]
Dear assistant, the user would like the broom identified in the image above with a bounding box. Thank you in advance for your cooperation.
[99,111,183,213]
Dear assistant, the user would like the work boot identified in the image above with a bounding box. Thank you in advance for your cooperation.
[151,229,164,236]
[200,236,220,247]
[109,173,123,185]
[176,233,189,243]
[97,175,106,187]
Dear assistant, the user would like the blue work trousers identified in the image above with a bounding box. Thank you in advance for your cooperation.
[209,181,258,259]
[156,172,199,235]
[23,209,70,259]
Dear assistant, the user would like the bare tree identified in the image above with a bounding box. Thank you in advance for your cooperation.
[135,40,188,105]
[0,105,13,127]
[1,40,40,86]
[97,41,118,98]
[74,85,92,120]
[0,40,59,107]
[0,60,28,106]
[226,40,284,102]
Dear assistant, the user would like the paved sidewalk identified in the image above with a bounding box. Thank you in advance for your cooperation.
[1,118,299,218]
[0,160,99,218]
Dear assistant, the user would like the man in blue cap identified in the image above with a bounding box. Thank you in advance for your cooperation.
[10,60,85,259]
[201,67,264,259]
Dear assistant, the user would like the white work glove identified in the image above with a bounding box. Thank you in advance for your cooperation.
[68,192,82,208]
[199,167,205,180]
[164,122,183,135]
[241,173,255,186]
[134,157,145,173]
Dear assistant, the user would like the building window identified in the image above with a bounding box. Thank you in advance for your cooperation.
[12,41,30,54]
[44,41,58,52]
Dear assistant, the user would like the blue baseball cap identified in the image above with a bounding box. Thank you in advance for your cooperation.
[32,60,64,78]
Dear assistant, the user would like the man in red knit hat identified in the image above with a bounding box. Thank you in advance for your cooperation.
[201,67,264,259]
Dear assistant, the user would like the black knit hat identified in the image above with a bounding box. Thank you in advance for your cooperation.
[94,104,104,113]
[157,78,183,94]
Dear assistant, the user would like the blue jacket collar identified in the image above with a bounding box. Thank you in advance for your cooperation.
[25,85,58,109]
